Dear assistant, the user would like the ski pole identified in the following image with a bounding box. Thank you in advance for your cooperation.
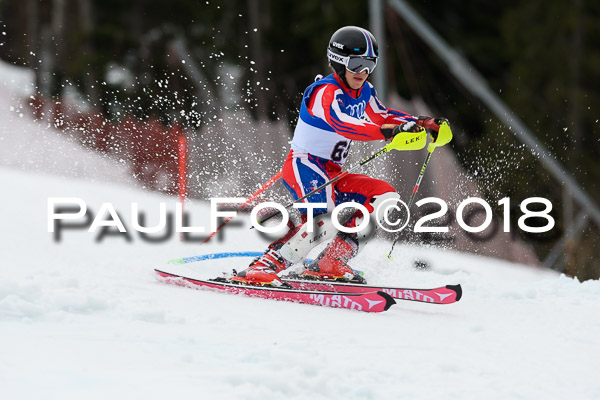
[387,121,453,258]
[255,128,427,227]
[203,170,282,243]
[386,149,433,258]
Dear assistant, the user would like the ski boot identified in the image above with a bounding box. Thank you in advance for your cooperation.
[231,244,290,287]
[302,233,366,283]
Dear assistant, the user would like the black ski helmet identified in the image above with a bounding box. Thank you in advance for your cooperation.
[327,26,379,85]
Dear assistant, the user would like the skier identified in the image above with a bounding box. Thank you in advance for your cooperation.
[232,26,450,287]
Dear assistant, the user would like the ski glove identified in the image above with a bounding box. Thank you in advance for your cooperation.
[417,116,449,142]
[380,121,424,141]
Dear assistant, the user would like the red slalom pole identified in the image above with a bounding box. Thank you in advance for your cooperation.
[178,134,187,205]
[201,170,283,244]
[177,130,187,241]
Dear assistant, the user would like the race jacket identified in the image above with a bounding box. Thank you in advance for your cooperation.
[291,73,417,165]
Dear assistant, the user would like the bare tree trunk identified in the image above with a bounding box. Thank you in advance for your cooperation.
[569,0,583,150]
[39,24,53,98]
[26,0,39,70]
[49,0,66,97]
[79,0,100,107]
[247,0,268,119]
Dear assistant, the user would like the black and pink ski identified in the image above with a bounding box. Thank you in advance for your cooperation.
[155,269,396,312]
[281,276,462,305]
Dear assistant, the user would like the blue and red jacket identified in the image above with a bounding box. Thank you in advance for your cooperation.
[290,73,416,165]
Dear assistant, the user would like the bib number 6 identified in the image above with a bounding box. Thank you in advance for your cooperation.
[331,141,350,162]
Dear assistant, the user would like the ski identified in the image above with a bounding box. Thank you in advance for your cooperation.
[155,269,396,313]
[280,274,462,305]
[163,252,461,305]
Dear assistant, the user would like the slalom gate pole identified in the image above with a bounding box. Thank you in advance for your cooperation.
[202,170,283,244]
[177,128,187,242]
[255,128,427,227]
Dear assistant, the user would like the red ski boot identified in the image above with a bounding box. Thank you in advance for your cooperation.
[231,245,289,287]
[302,234,365,283]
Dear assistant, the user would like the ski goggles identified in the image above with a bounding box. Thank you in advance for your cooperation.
[327,49,378,74]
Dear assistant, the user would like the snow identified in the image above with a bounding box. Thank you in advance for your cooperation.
[1,60,600,400]
[0,61,138,186]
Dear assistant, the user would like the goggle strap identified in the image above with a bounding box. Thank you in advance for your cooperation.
[327,49,350,66]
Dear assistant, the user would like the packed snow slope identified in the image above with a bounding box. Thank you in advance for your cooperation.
[1,168,600,400]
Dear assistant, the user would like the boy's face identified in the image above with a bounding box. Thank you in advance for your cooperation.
[345,69,368,90]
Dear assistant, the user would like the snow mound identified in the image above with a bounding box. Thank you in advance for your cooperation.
[1,168,599,400]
